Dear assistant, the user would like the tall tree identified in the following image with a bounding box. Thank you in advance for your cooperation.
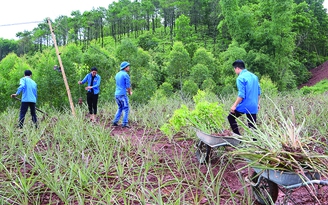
[16,31,34,56]
[219,0,297,90]
[165,41,191,91]
[174,14,192,43]
[70,10,83,45]
[0,38,18,61]
[53,15,69,46]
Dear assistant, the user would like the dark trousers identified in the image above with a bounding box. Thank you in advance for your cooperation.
[87,92,98,114]
[19,102,37,128]
[227,111,257,135]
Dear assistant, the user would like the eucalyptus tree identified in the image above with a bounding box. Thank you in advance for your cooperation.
[159,0,191,42]
[141,0,156,32]
[292,0,328,69]
[16,30,34,56]
[174,14,193,44]
[69,10,84,45]
[0,38,18,61]
[182,79,198,97]
[106,0,133,41]
[165,41,191,92]
[0,53,33,111]
[32,19,51,50]
[81,11,94,48]
[96,7,108,47]
[189,0,202,33]
[83,44,116,79]
[115,38,138,64]
[32,28,46,53]
[218,40,247,87]
[80,8,107,47]
[130,71,157,104]
[117,0,133,38]
[159,0,176,38]
[53,15,70,46]
[257,0,295,88]
[219,0,297,90]
[106,2,120,42]
[189,0,221,47]
[203,0,221,46]
[129,1,143,38]
[192,47,217,79]
[137,33,159,51]
[125,47,152,94]
[26,49,60,108]
[190,63,210,87]
[150,0,162,33]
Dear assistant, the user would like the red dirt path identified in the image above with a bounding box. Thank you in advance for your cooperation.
[109,126,327,204]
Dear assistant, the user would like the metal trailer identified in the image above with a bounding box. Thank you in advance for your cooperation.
[194,129,328,204]
[194,129,240,164]
[248,167,328,204]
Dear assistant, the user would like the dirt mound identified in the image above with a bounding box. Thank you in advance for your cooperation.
[299,60,328,88]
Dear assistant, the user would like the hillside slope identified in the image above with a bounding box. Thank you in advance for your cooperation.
[300,61,328,88]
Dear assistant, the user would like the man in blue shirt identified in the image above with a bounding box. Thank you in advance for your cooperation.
[228,60,261,135]
[11,70,38,129]
[112,61,133,128]
[78,67,101,122]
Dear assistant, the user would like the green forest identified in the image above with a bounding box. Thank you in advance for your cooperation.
[1,0,328,112]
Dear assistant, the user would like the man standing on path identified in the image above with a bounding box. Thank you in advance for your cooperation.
[78,67,101,122]
[11,70,38,129]
[227,60,261,135]
[112,61,132,128]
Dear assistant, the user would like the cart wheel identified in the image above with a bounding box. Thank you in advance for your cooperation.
[251,171,278,205]
[195,141,211,164]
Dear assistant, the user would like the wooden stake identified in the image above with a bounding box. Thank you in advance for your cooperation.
[47,18,75,116]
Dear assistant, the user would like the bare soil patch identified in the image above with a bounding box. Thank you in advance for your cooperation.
[108,122,328,205]
[299,60,328,88]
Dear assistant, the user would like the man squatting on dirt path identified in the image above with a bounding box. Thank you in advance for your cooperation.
[11,70,38,129]
[78,67,101,122]
[228,60,261,135]
[112,61,133,128]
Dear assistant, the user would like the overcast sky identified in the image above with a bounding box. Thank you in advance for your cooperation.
[0,0,114,40]
[1,0,328,40]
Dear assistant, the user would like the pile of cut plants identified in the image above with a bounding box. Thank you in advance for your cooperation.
[160,90,232,139]
[231,104,328,179]
[161,91,328,178]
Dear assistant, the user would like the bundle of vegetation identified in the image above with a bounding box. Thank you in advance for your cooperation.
[160,90,229,139]
[231,101,328,178]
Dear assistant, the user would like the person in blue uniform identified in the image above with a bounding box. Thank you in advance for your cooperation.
[11,70,38,129]
[228,60,261,135]
[112,61,133,128]
[78,67,101,122]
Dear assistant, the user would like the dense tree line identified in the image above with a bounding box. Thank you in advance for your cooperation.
[0,0,328,112]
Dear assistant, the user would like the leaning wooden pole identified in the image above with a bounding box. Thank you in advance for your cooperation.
[47,18,75,116]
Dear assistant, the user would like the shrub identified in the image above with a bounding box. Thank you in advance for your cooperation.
[160,90,226,137]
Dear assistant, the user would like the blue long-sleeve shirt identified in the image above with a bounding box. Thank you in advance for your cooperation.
[115,70,131,96]
[16,77,37,103]
[236,69,261,114]
[81,73,101,94]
